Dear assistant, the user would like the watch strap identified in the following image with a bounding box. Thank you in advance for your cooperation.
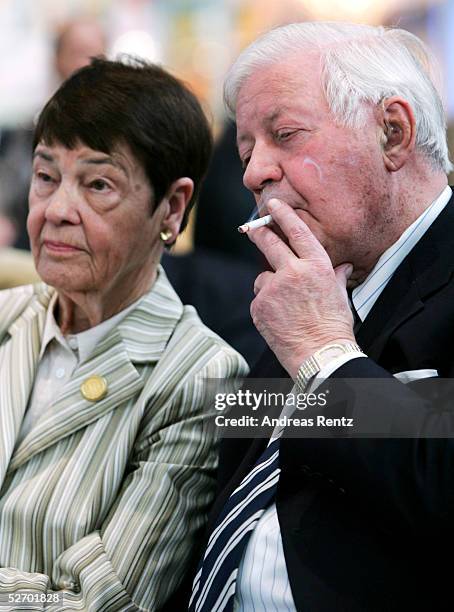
[296,341,364,391]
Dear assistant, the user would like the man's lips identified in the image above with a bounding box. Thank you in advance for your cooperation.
[43,240,83,253]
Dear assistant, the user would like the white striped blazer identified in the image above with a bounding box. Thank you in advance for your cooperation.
[0,267,248,610]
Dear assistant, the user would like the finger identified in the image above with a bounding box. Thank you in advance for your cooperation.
[253,271,274,295]
[248,225,297,271]
[267,198,329,262]
[334,263,353,298]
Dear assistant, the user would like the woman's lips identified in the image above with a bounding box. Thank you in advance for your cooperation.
[43,240,82,253]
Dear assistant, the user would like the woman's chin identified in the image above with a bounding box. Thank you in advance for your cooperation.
[37,264,90,293]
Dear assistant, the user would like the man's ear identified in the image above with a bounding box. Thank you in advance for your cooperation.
[379,97,416,172]
[160,177,194,242]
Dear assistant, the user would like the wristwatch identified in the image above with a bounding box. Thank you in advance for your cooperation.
[296,342,364,390]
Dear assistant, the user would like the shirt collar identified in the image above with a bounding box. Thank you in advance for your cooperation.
[39,292,66,360]
[40,292,146,364]
[352,185,452,322]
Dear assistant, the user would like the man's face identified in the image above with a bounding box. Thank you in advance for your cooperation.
[236,53,396,276]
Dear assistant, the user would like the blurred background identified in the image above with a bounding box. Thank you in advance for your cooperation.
[1,0,453,127]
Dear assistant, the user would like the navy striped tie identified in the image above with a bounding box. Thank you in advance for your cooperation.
[348,289,361,333]
[189,435,281,612]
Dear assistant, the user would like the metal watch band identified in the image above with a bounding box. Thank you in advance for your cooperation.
[296,342,363,391]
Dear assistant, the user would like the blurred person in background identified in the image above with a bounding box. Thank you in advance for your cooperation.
[194,121,259,265]
[53,17,106,84]
[0,57,247,611]
[0,16,106,250]
[162,247,266,368]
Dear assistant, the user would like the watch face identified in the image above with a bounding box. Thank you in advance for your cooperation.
[298,343,362,391]
[330,347,346,358]
[315,343,360,369]
[316,345,346,366]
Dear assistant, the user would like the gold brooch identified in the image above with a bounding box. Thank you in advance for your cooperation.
[80,375,108,402]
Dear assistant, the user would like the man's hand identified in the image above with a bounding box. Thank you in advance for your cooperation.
[248,198,356,378]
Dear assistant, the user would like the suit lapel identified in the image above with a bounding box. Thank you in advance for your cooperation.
[8,266,184,472]
[0,286,51,484]
[356,258,423,359]
[357,197,454,361]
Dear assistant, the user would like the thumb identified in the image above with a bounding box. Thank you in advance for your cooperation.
[334,263,353,291]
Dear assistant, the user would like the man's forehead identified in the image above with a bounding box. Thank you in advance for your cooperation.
[236,81,325,147]
[238,51,321,95]
[236,56,323,118]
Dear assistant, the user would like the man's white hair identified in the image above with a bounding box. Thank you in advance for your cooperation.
[224,22,453,173]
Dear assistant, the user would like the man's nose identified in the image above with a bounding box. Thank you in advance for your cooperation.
[44,184,81,225]
[243,147,282,196]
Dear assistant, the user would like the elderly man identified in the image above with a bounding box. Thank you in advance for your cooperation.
[189,22,454,612]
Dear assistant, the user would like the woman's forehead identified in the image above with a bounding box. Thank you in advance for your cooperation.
[33,141,143,178]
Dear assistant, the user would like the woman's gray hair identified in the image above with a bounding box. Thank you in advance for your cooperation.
[224,22,453,173]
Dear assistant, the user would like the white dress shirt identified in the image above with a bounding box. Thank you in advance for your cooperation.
[234,185,452,611]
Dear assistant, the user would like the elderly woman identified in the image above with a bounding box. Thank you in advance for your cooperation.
[0,59,247,610]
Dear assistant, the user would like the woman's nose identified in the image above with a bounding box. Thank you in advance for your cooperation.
[44,184,81,225]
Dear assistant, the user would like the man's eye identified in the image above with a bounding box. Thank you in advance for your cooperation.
[90,179,110,191]
[276,130,294,141]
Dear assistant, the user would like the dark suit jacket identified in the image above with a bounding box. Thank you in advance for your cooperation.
[205,194,454,611]
[162,249,266,369]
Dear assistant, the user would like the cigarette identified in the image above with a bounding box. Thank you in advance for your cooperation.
[238,214,273,234]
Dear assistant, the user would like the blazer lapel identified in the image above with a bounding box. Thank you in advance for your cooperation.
[356,259,423,359]
[357,197,454,361]
[9,328,145,470]
[0,286,51,484]
[9,266,184,471]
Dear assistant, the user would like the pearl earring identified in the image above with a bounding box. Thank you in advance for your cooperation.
[160,229,172,242]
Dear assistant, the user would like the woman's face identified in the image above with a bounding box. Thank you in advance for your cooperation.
[28,141,164,303]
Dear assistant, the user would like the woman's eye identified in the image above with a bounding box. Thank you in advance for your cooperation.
[37,171,53,182]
